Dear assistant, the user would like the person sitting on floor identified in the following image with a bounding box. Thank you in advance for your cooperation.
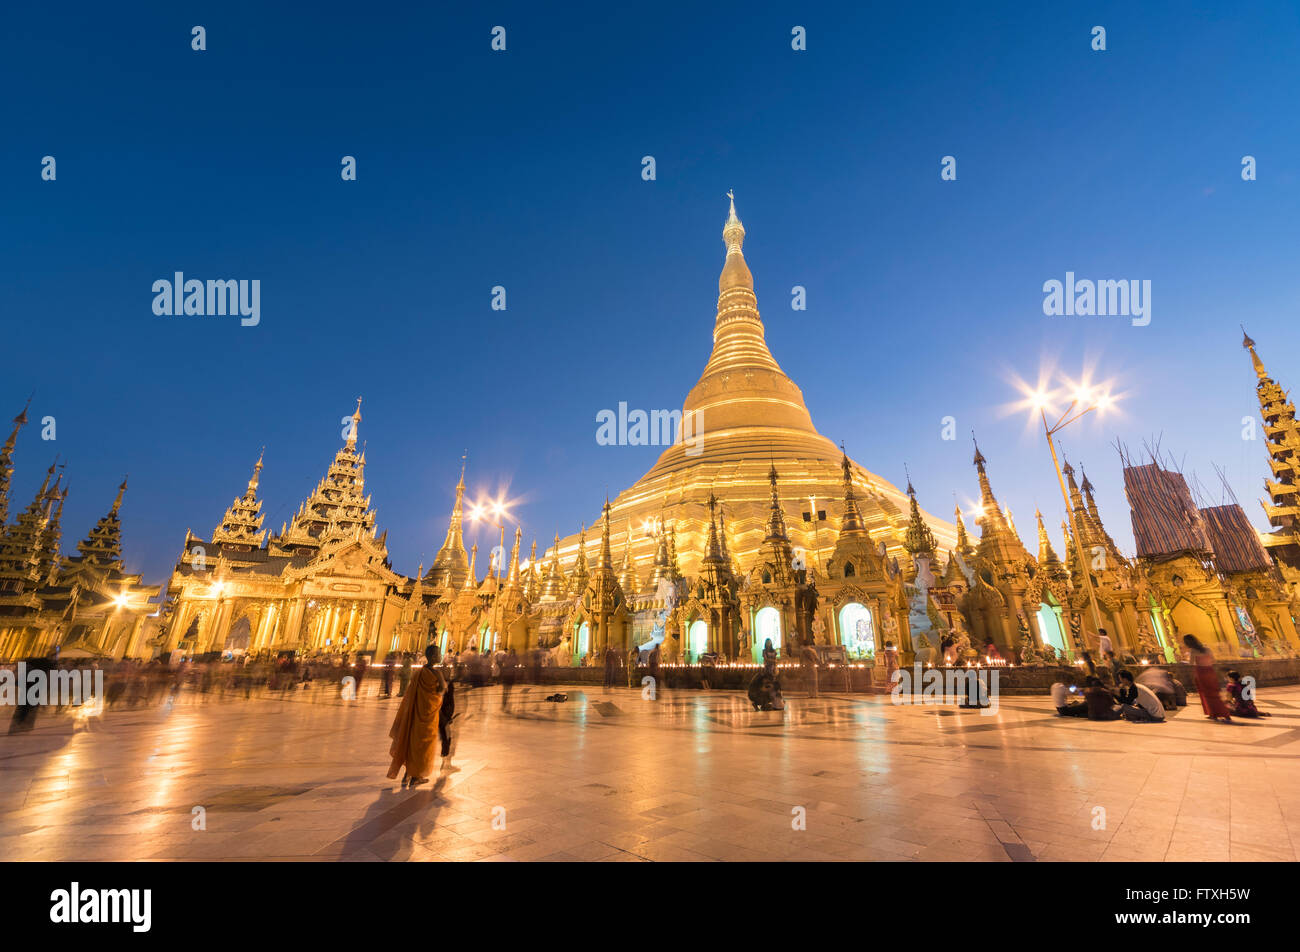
[1050,673,1088,717]
[1136,666,1186,710]
[1114,670,1165,722]
[1083,676,1121,721]
[1225,670,1271,718]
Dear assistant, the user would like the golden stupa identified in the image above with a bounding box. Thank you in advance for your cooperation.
[550,195,957,577]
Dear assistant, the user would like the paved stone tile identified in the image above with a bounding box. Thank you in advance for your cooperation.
[4,684,1300,861]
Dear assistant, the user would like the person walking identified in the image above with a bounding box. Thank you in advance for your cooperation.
[1184,635,1232,722]
[801,640,821,698]
[627,644,639,688]
[603,645,618,690]
[387,645,447,787]
[398,652,413,698]
[500,647,519,709]
[647,641,662,696]
[352,652,369,701]
[380,651,396,699]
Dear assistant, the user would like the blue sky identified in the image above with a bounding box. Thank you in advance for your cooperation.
[3,0,1298,584]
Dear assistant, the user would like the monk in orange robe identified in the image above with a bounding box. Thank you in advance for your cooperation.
[387,645,447,786]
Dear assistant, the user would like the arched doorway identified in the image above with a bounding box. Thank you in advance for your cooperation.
[755,606,781,661]
[576,622,590,662]
[224,616,251,655]
[837,602,874,659]
[687,619,709,662]
[1034,598,1067,656]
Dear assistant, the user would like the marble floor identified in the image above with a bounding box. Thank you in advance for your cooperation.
[3,681,1300,862]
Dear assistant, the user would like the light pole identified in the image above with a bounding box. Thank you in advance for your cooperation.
[469,497,512,651]
[1029,384,1113,653]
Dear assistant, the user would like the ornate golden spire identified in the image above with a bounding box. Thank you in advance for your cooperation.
[430,457,470,588]
[568,523,590,594]
[213,456,266,548]
[719,190,753,293]
[598,499,614,571]
[1243,326,1267,380]
[903,477,938,556]
[1036,509,1061,566]
[462,543,478,591]
[541,533,566,599]
[507,526,522,586]
[619,524,640,596]
[765,463,790,542]
[704,492,724,563]
[954,503,973,556]
[972,437,1010,534]
[0,397,30,527]
[346,396,362,450]
[838,449,867,535]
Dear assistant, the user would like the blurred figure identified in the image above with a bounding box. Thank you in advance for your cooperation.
[7,655,53,733]
[387,645,446,787]
[439,655,457,769]
[1136,665,1186,710]
[380,652,396,698]
[398,652,413,698]
[1083,676,1121,720]
[882,641,899,682]
[647,641,661,694]
[800,641,820,698]
[762,638,777,676]
[352,653,369,701]
[603,645,618,690]
[626,644,639,687]
[1184,635,1232,723]
[500,647,519,709]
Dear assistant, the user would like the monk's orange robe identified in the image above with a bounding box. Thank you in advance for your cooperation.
[387,667,445,780]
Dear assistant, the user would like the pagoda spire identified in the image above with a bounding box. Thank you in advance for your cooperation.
[275,399,377,552]
[1036,509,1062,567]
[971,438,1010,534]
[462,543,478,591]
[429,457,470,588]
[0,397,30,527]
[619,524,640,596]
[764,463,790,542]
[34,476,66,587]
[71,477,128,569]
[213,454,267,548]
[541,533,566,599]
[839,449,867,535]
[345,396,362,450]
[569,523,590,594]
[704,493,724,563]
[902,476,938,557]
[954,502,974,558]
[1243,329,1300,581]
[506,526,522,586]
[598,499,614,571]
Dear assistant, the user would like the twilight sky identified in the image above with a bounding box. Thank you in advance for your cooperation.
[3,0,1299,587]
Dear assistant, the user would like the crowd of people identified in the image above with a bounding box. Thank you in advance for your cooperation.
[1050,630,1274,724]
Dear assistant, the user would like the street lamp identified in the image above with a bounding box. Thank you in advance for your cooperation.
[1019,374,1117,653]
[469,496,513,652]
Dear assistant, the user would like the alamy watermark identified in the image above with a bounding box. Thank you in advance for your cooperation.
[596,403,703,456]
[1,663,104,707]
[890,664,1000,715]
[152,272,260,327]
[1042,272,1150,327]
